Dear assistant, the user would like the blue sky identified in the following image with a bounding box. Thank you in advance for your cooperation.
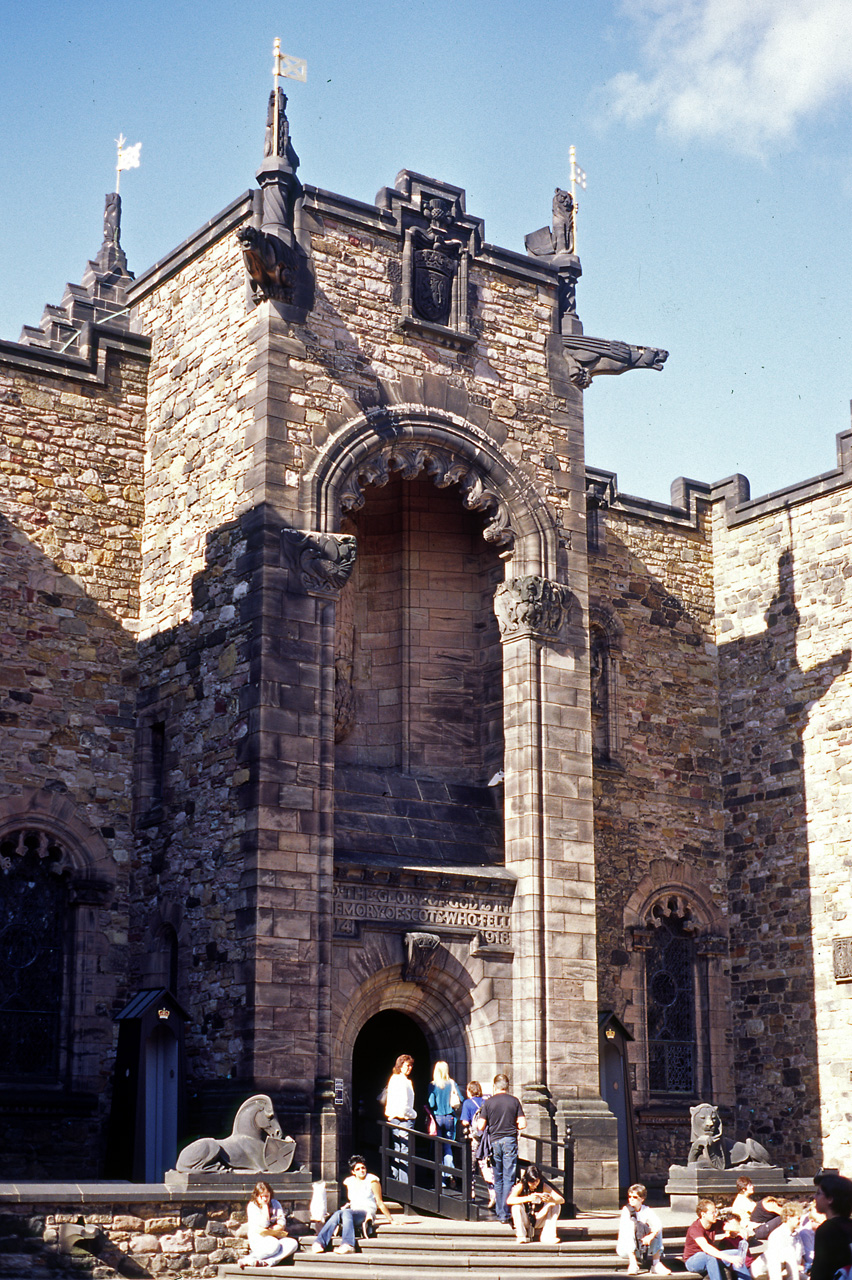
[2,0,852,504]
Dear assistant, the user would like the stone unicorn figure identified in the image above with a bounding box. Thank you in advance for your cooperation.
[175,1094,296,1174]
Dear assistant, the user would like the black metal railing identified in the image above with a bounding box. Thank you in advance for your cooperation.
[379,1121,576,1221]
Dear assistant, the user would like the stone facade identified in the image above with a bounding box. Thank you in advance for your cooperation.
[0,87,850,1206]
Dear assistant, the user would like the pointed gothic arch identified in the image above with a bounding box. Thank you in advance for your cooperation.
[302,378,563,579]
[0,790,113,1086]
[620,860,732,1109]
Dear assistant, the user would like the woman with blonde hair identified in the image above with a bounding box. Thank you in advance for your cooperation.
[427,1060,463,1179]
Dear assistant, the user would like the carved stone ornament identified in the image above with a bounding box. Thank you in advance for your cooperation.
[402,931,441,985]
[173,1094,296,1175]
[283,530,357,595]
[834,937,852,981]
[562,334,669,389]
[493,576,572,642]
[338,442,513,546]
[237,224,302,304]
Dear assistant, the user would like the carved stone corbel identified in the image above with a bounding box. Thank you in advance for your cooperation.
[402,931,441,985]
[282,530,357,596]
[493,576,572,643]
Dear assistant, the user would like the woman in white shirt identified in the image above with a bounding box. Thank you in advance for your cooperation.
[243,1181,298,1267]
[384,1053,416,1184]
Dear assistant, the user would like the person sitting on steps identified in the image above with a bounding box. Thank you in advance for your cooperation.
[506,1164,564,1245]
[617,1183,670,1274]
[311,1155,393,1256]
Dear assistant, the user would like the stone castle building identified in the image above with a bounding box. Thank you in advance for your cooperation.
[1,87,850,1201]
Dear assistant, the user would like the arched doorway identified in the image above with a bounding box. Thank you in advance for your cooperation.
[351,1010,431,1163]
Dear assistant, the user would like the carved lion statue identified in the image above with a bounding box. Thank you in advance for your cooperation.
[686,1102,773,1169]
[688,1103,725,1168]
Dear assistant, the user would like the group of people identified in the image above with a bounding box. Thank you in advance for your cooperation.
[383,1057,563,1241]
[617,1173,852,1280]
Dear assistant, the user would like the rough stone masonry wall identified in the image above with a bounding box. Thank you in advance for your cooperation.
[0,1195,301,1280]
[589,502,727,1181]
[129,231,260,1110]
[0,345,146,1174]
[712,485,852,1175]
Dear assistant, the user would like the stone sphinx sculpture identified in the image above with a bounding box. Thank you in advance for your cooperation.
[687,1103,772,1170]
[175,1093,296,1174]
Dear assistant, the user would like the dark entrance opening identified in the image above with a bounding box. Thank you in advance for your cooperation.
[351,1010,431,1165]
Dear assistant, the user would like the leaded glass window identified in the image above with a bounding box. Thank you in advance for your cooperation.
[646,900,696,1093]
[0,830,68,1081]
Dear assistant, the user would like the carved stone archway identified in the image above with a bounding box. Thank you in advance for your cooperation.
[302,377,563,579]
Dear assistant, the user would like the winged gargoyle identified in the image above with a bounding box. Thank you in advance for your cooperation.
[561,333,668,389]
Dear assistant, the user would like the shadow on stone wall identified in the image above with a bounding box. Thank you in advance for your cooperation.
[719,549,850,1173]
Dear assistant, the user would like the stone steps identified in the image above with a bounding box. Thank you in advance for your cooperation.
[218,1215,688,1280]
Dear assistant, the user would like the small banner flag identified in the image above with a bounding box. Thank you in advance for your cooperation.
[280,54,307,82]
[117,140,142,172]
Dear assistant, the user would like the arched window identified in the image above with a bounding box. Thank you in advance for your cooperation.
[622,867,733,1110]
[0,829,69,1081]
[589,609,621,763]
[645,898,696,1094]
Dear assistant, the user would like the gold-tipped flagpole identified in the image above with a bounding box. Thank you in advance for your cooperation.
[569,145,586,253]
[272,38,284,156]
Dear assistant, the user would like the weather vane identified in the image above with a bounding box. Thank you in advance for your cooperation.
[115,134,141,195]
[569,145,586,252]
[271,37,307,159]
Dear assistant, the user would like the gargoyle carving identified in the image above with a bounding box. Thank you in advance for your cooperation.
[562,334,668,389]
[282,530,358,595]
[237,224,301,304]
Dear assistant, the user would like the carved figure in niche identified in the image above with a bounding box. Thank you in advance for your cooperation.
[686,1103,773,1170]
[411,198,464,326]
[175,1094,296,1174]
[551,188,574,253]
[334,656,356,743]
[103,193,120,248]
[590,628,609,758]
[403,932,441,985]
[263,88,299,170]
[237,224,301,304]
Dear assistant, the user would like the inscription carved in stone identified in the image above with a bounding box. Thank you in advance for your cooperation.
[493,576,572,642]
[833,937,852,981]
[333,882,512,945]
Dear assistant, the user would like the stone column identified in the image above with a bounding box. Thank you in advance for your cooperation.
[495,574,618,1208]
[244,521,355,1175]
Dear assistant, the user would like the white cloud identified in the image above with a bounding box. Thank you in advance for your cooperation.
[606,0,852,155]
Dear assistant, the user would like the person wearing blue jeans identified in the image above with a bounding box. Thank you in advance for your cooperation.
[475,1074,526,1225]
[312,1155,392,1254]
[684,1200,752,1280]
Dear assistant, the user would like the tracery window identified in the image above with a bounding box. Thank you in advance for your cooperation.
[645,899,696,1094]
[0,829,69,1082]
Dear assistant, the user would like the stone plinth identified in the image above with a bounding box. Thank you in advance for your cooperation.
[666,1163,789,1211]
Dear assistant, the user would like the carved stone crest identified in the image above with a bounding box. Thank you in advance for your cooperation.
[493,576,572,642]
[403,931,441,985]
[410,198,463,327]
